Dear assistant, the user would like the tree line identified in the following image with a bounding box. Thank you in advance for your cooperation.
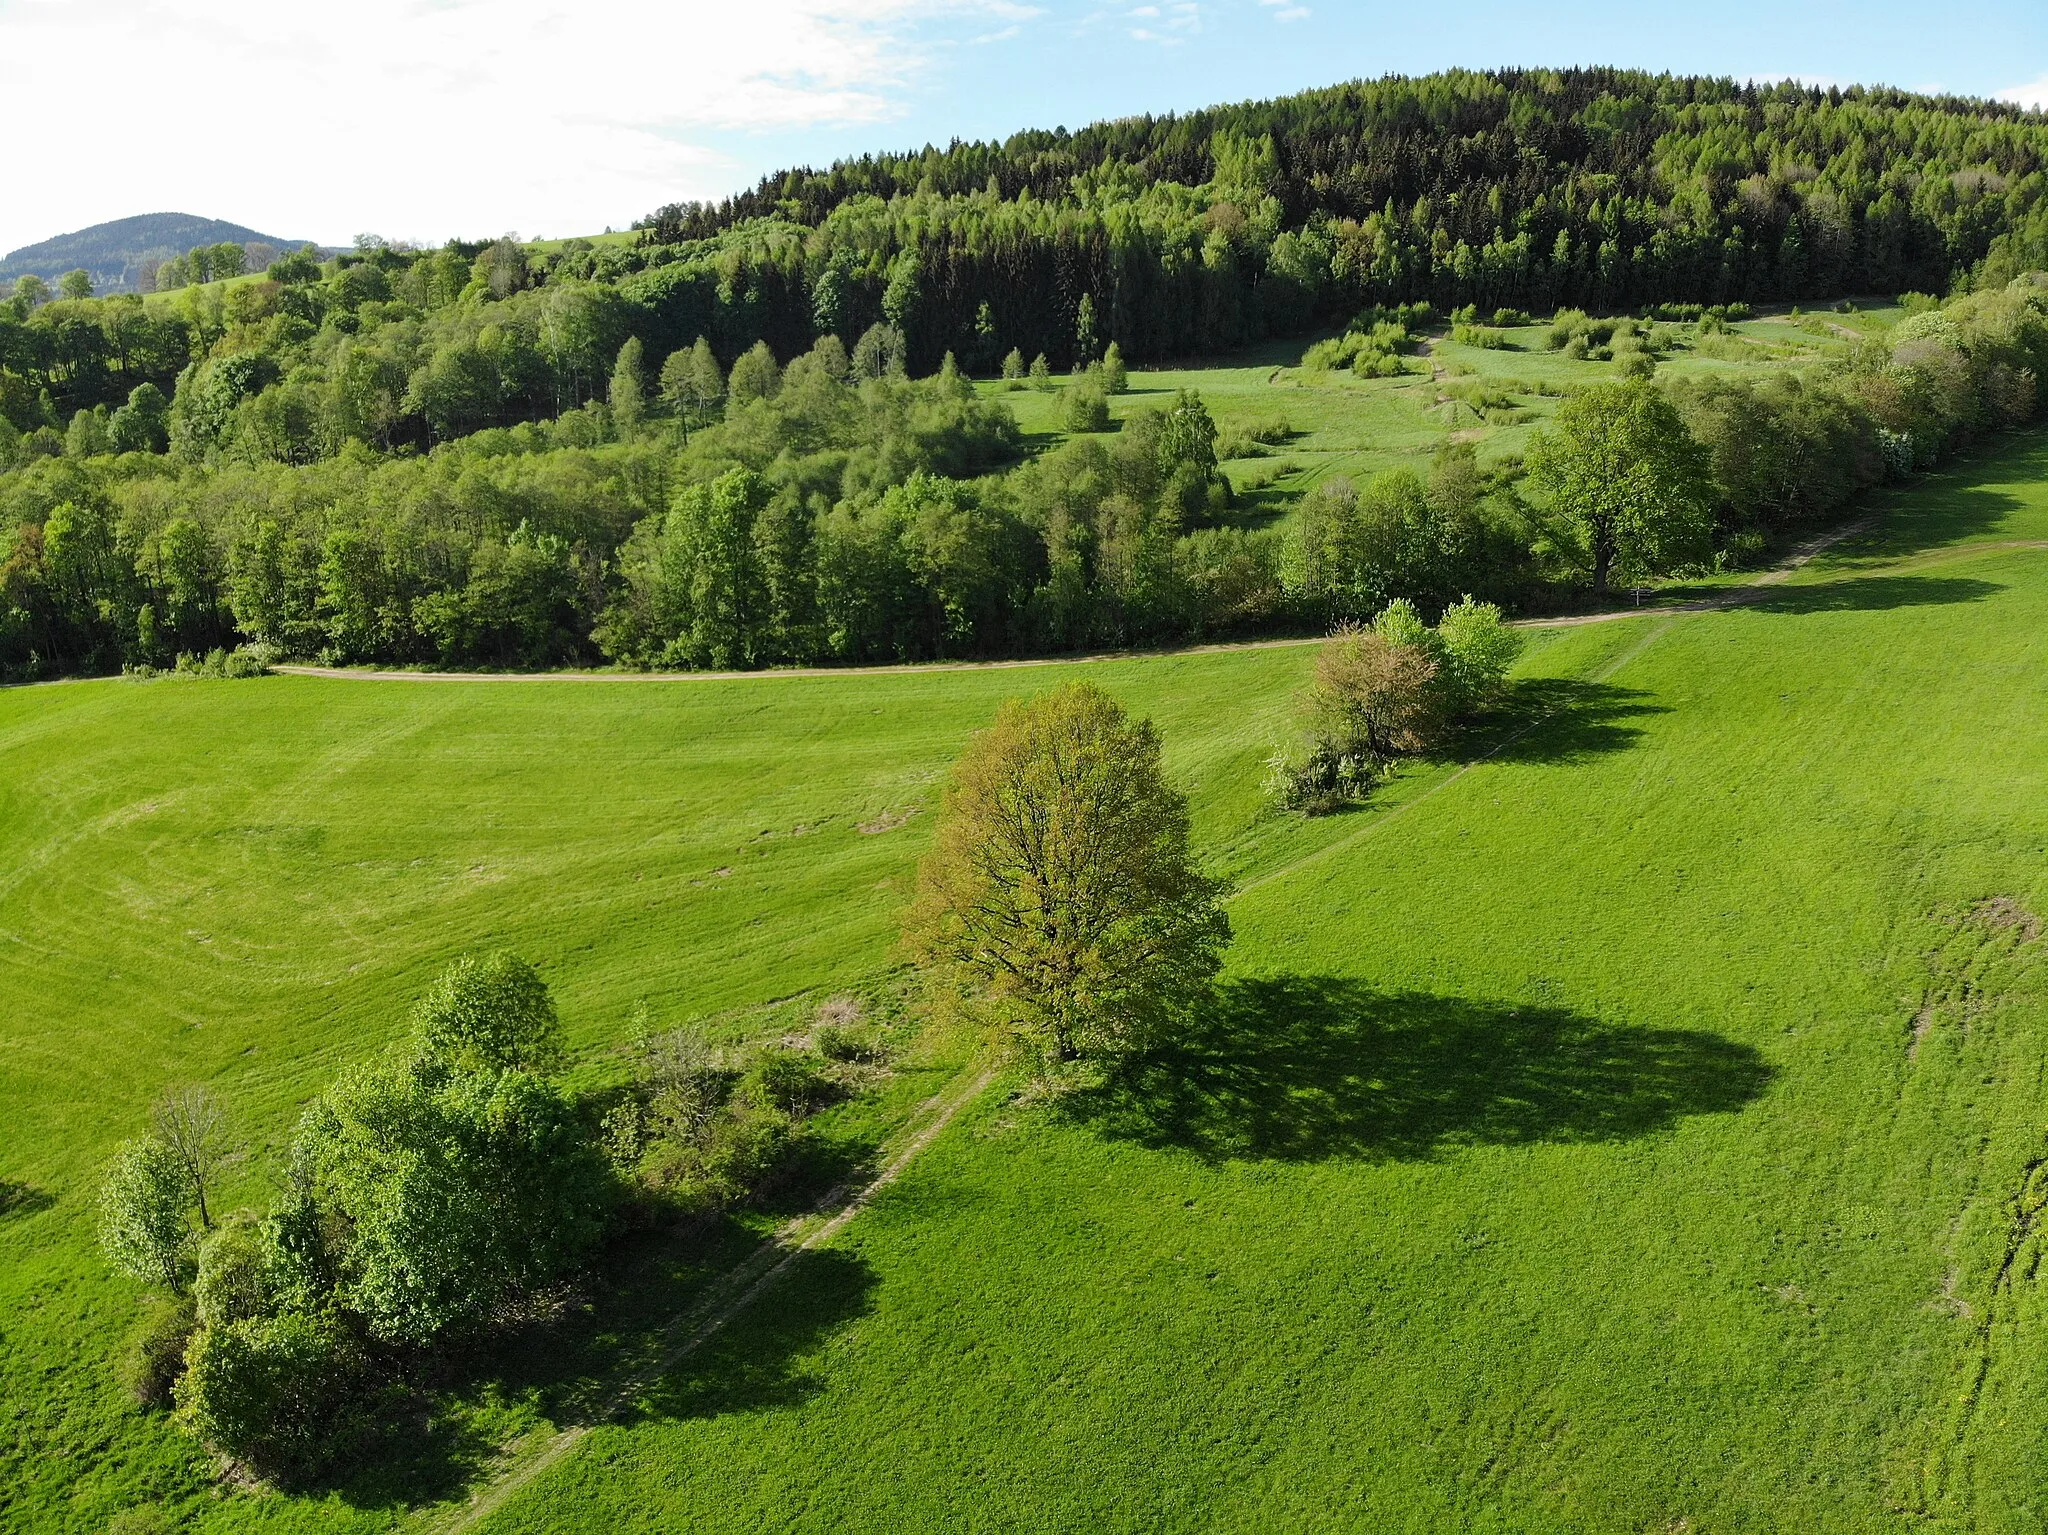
[3,273,2046,680]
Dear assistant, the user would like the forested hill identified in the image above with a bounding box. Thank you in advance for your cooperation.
[1,214,304,294]
[613,68,2048,368]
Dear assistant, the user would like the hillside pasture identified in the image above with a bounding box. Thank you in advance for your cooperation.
[2,436,2048,1530]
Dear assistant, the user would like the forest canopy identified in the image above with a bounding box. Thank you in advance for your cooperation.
[3,68,2048,680]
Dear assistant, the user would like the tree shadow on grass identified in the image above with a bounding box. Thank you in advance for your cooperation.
[1461,678,1667,766]
[1064,977,1772,1163]
[0,1179,53,1218]
[1733,573,2002,614]
[315,1170,880,1508]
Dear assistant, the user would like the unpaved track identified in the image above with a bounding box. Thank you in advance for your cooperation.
[421,1062,997,1533]
[275,515,1883,689]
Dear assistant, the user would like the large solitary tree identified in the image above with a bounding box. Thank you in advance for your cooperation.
[904,682,1231,1067]
[1526,378,1714,593]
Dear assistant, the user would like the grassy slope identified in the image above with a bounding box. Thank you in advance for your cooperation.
[992,307,1893,517]
[2,436,2046,1530]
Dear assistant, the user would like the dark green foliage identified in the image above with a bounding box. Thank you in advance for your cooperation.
[174,1306,364,1480]
[120,1294,196,1409]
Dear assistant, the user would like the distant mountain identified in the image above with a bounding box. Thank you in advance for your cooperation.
[1,213,319,294]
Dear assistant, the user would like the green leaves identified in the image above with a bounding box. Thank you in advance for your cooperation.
[98,1136,194,1289]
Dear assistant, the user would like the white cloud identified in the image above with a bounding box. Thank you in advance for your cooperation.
[1256,0,1308,20]
[1124,0,1197,44]
[0,0,1019,256]
[1999,74,2048,111]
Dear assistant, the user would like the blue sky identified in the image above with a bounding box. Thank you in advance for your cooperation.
[721,0,2048,185]
[0,0,2043,257]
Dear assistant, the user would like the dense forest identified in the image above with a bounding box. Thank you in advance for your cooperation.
[2,68,2047,679]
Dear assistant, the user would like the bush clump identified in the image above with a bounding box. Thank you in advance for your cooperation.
[1268,596,1523,815]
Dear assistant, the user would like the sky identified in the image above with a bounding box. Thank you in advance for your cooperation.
[1,0,2045,259]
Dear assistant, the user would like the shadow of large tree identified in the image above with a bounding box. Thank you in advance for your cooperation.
[1065,977,1772,1162]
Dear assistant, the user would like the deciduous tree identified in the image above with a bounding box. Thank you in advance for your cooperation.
[905,682,1231,1066]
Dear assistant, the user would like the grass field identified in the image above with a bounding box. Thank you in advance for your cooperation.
[989,305,1899,515]
[5,432,2048,1532]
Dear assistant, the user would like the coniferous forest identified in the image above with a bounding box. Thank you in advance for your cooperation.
[4,68,2048,679]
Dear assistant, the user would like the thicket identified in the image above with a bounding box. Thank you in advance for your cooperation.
[1268,598,1524,813]
[96,953,862,1483]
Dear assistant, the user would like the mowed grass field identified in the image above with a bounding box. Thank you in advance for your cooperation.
[6,435,2048,1530]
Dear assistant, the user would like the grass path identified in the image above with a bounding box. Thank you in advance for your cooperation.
[419,1062,1000,1535]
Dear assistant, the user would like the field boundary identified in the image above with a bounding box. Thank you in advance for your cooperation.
[269,513,1883,689]
[416,1059,998,1534]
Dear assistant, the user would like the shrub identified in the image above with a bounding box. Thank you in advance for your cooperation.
[1452,324,1510,349]
[412,951,562,1073]
[194,1217,279,1330]
[1434,596,1524,707]
[742,1047,833,1118]
[1264,735,1380,816]
[121,1294,197,1409]
[176,1308,364,1479]
[1063,382,1111,432]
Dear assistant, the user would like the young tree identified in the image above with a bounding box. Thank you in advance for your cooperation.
[904,682,1231,1067]
[1101,341,1128,395]
[152,1085,229,1230]
[1027,352,1052,390]
[609,336,646,438]
[1001,347,1025,382]
[100,1136,193,1287]
[58,269,93,300]
[727,340,782,406]
[412,951,562,1073]
[1526,379,1713,593]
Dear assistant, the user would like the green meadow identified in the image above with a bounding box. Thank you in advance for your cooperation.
[6,434,2048,1532]
[988,306,1886,507]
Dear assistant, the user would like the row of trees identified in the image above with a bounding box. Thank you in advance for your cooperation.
[4,277,2046,680]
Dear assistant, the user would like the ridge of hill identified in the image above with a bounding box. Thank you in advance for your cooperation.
[1,213,313,293]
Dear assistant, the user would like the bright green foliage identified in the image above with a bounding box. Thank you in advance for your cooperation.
[192,1218,278,1330]
[58,270,93,301]
[16,446,2048,1527]
[1101,342,1128,395]
[290,1053,612,1344]
[727,340,782,406]
[1434,595,1524,706]
[98,1136,193,1288]
[1062,381,1110,433]
[1526,378,1715,591]
[608,337,645,438]
[905,682,1231,1065]
[1001,348,1025,381]
[412,950,563,1073]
